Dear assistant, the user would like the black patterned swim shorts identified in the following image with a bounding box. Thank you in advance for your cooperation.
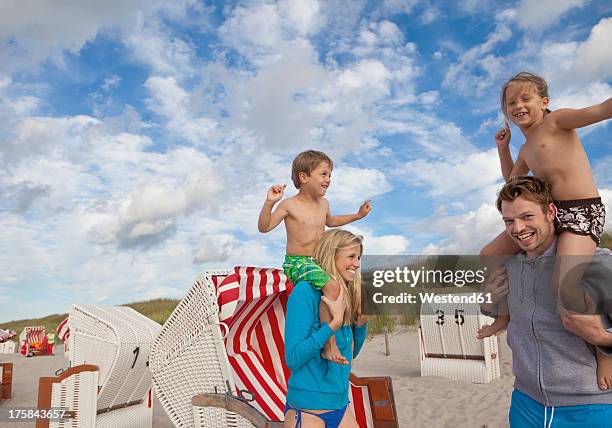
[554,197,606,245]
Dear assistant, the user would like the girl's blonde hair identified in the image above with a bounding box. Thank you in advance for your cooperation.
[313,229,363,325]
[500,71,551,118]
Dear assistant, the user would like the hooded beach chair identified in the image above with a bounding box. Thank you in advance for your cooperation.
[0,340,16,354]
[20,326,48,356]
[150,266,398,428]
[0,329,17,354]
[36,305,162,428]
[418,293,501,383]
[56,317,71,357]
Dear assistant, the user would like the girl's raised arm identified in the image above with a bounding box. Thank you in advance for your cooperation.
[552,98,612,130]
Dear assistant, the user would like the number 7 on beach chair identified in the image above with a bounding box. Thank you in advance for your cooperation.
[150,266,398,428]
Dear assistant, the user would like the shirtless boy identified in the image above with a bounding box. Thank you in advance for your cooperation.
[258,150,371,363]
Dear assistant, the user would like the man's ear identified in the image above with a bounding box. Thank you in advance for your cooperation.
[546,202,557,222]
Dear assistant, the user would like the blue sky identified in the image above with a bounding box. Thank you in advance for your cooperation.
[1,0,611,322]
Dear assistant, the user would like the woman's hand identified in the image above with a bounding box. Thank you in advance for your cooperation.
[321,286,345,331]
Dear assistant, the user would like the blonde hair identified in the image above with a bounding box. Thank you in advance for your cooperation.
[313,229,363,325]
[291,150,333,189]
[500,71,551,119]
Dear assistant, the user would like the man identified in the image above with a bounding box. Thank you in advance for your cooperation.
[482,176,612,427]
[46,329,55,356]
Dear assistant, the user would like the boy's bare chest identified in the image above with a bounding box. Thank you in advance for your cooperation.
[288,203,326,228]
[521,130,576,171]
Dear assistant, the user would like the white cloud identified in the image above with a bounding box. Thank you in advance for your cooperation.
[515,0,588,31]
[420,204,503,254]
[326,166,392,207]
[600,188,612,233]
[443,24,512,95]
[145,76,217,145]
[541,17,612,89]
[396,149,503,205]
[420,6,441,25]
[279,0,322,36]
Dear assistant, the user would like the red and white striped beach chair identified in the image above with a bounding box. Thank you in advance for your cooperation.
[19,326,48,356]
[150,266,398,428]
[56,317,70,357]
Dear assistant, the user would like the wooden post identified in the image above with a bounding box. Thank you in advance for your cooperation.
[384,328,390,356]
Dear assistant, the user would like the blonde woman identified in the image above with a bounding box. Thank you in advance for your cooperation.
[284,229,369,428]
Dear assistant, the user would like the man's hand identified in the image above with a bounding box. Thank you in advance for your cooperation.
[561,313,612,347]
[357,200,372,219]
[495,121,511,148]
[481,267,509,305]
[266,184,286,203]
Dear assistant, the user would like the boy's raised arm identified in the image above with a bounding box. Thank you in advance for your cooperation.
[326,200,371,227]
[552,98,612,130]
[258,184,288,233]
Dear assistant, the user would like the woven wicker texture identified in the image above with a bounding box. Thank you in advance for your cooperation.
[419,294,500,383]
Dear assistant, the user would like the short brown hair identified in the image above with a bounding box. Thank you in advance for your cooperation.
[500,72,551,118]
[496,176,553,214]
[291,150,333,188]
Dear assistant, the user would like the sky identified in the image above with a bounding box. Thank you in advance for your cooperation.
[1,0,611,322]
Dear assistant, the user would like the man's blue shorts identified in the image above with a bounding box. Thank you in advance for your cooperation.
[509,389,612,427]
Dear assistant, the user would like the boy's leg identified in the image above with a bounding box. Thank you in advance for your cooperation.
[320,279,348,364]
[477,232,520,338]
[555,232,597,314]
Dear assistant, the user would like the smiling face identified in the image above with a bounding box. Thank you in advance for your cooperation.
[504,82,549,130]
[501,196,556,258]
[300,160,332,196]
[334,243,362,283]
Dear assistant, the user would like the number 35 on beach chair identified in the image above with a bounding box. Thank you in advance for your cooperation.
[419,296,501,384]
[149,266,399,428]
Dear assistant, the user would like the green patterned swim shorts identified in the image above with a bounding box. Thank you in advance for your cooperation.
[283,255,330,290]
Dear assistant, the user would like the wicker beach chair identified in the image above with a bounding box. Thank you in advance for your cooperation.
[20,325,48,356]
[150,266,398,428]
[419,294,501,383]
[36,305,161,427]
[0,340,17,354]
[0,362,13,400]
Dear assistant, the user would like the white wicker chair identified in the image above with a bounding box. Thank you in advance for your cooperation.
[0,341,16,354]
[419,293,501,383]
[37,305,161,427]
[151,267,398,428]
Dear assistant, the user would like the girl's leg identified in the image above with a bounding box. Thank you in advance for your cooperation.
[477,232,521,338]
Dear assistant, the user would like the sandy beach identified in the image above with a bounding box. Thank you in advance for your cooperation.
[0,330,513,428]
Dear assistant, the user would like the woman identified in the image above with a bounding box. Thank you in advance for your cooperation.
[284,229,369,428]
